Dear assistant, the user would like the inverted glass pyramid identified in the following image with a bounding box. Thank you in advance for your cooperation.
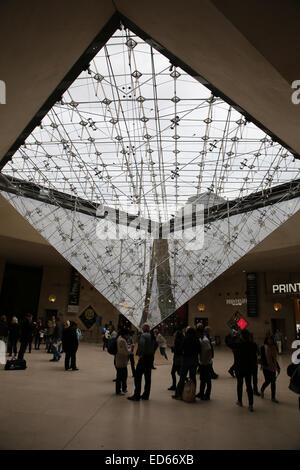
[1,24,300,328]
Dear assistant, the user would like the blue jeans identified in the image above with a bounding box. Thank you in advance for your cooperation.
[176,357,198,397]
[51,339,61,361]
[160,347,168,360]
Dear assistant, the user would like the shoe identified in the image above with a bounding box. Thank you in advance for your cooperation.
[195,393,203,399]
[203,396,210,401]
[141,396,149,400]
[65,368,70,371]
[228,369,235,378]
[152,367,157,370]
[248,405,254,412]
[127,396,140,401]
[212,374,219,379]
[49,359,56,362]
[168,386,176,391]
[112,379,117,382]
[116,392,125,395]
[260,390,264,398]
[71,368,79,371]
[272,398,279,403]
[253,391,260,397]
[236,401,243,407]
[172,395,181,400]
[123,390,127,394]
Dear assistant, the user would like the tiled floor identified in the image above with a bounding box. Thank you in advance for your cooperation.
[0,343,299,450]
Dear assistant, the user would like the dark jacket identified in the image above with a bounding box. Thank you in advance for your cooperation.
[136,332,154,357]
[182,335,201,359]
[53,321,63,341]
[173,335,184,357]
[62,327,78,352]
[0,320,8,337]
[19,319,34,341]
[232,340,257,373]
[8,323,20,341]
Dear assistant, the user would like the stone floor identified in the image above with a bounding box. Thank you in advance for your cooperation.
[0,343,299,450]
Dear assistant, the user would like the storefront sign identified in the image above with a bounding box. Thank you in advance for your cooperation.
[272,283,300,294]
[226,298,247,306]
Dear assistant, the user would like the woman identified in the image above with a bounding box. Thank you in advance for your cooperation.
[172,327,201,400]
[115,329,132,395]
[154,329,168,360]
[168,330,184,391]
[260,335,280,403]
[7,317,19,357]
[62,320,79,371]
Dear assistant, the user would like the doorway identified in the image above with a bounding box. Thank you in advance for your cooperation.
[0,264,43,321]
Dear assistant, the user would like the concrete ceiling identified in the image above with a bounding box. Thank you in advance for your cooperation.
[0,0,300,270]
[1,0,300,162]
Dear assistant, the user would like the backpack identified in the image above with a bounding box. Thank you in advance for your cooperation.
[76,328,83,341]
[182,378,196,403]
[107,337,118,355]
[289,365,300,395]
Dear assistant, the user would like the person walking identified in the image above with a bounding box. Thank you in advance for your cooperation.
[62,320,79,371]
[153,329,168,360]
[225,329,240,377]
[18,314,35,360]
[115,329,132,395]
[7,316,19,357]
[168,330,184,391]
[172,327,201,400]
[232,329,257,412]
[197,326,213,400]
[260,335,280,403]
[128,323,154,401]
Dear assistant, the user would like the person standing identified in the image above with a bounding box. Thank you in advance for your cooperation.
[225,329,240,377]
[197,326,212,400]
[115,329,132,395]
[7,317,19,357]
[232,329,257,411]
[50,318,63,362]
[260,335,280,403]
[128,323,154,401]
[168,330,184,391]
[18,314,34,360]
[0,315,8,342]
[249,332,260,396]
[153,329,168,360]
[274,329,283,355]
[204,326,218,379]
[173,327,201,400]
[62,320,79,371]
[127,330,136,377]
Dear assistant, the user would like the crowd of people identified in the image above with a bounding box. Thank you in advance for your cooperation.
[1,314,299,410]
[0,314,80,370]
[108,323,300,411]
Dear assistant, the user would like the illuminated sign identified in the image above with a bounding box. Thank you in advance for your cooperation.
[272,283,300,294]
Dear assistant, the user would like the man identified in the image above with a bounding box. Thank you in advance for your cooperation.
[18,314,34,360]
[204,325,218,379]
[62,320,79,371]
[232,329,257,412]
[225,329,240,377]
[50,318,63,362]
[197,326,212,400]
[128,323,154,401]
[274,329,283,354]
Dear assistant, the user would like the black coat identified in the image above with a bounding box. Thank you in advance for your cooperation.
[232,340,257,373]
[19,319,35,341]
[62,327,78,352]
[0,320,8,337]
[8,323,20,341]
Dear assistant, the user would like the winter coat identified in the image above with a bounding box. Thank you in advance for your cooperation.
[115,336,130,368]
[62,327,78,352]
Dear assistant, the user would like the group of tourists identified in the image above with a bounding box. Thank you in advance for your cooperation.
[109,322,300,411]
[0,314,80,370]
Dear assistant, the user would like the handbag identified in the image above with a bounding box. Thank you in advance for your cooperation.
[182,378,196,403]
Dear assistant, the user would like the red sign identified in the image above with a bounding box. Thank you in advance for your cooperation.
[237,318,248,330]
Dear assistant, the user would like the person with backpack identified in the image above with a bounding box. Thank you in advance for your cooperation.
[172,327,201,400]
[62,320,79,371]
[115,329,133,395]
[260,335,280,403]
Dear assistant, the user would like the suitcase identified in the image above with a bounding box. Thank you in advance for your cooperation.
[5,359,27,370]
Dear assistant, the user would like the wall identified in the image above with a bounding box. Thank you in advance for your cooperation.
[188,270,298,348]
[37,265,120,341]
